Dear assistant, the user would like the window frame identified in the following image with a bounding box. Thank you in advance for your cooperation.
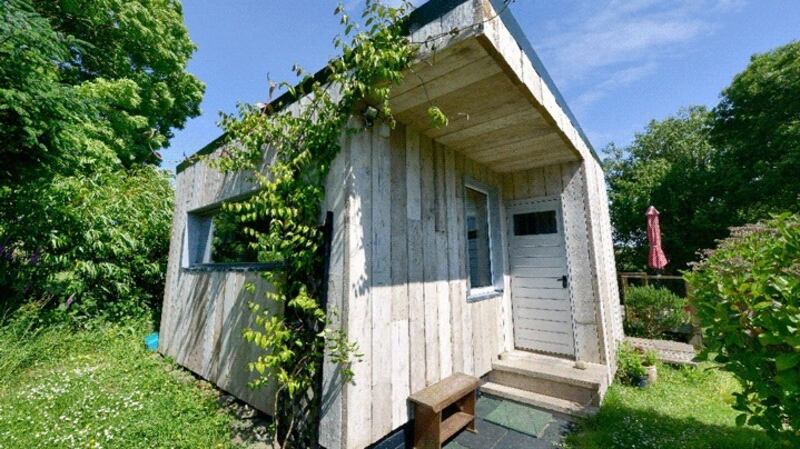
[512,210,558,236]
[463,177,504,302]
[182,196,281,273]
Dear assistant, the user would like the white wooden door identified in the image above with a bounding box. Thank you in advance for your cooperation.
[507,198,575,357]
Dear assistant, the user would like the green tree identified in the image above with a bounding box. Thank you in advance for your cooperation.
[0,0,202,319]
[607,41,800,273]
[0,168,175,321]
[711,41,800,221]
[605,107,726,272]
[1,0,203,181]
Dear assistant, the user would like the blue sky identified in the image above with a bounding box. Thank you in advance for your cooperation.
[161,0,800,171]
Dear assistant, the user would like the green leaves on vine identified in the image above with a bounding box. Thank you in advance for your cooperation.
[208,1,418,446]
[427,105,449,128]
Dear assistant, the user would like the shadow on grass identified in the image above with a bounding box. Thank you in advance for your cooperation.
[567,403,779,449]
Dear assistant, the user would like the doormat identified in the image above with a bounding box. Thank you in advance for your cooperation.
[484,400,553,438]
[476,396,502,417]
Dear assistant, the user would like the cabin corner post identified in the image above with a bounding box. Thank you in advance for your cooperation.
[578,159,613,372]
[158,166,188,357]
[583,157,624,374]
[560,161,603,364]
[319,127,356,449]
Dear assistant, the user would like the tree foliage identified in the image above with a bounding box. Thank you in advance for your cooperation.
[605,107,723,271]
[711,41,800,222]
[0,0,204,181]
[0,0,202,320]
[0,168,174,321]
[686,214,800,445]
[606,41,800,272]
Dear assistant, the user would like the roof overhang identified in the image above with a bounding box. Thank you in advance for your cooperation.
[176,0,598,174]
[393,0,598,173]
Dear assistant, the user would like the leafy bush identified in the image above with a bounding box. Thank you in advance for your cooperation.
[642,349,658,367]
[616,341,647,385]
[624,285,690,338]
[686,213,800,444]
[0,168,174,321]
[0,0,201,323]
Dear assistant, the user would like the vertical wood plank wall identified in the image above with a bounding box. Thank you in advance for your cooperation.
[159,154,282,415]
[325,123,511,449]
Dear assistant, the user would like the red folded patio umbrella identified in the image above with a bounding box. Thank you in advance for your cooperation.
[646,206,668,271]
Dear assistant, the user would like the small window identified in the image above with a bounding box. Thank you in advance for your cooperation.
[513,211,557,236]
[465,187,493,289]
[208,210,267,263]
[185,199,269,268]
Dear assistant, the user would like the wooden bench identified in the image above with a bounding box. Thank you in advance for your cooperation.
[408,373,479,449]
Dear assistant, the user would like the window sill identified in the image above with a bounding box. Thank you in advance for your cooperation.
[182,262,284,273]
[466,289,503,303]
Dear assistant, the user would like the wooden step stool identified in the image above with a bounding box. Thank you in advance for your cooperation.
[408,373,479,449]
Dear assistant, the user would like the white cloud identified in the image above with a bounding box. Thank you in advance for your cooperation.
[522,0,746,148]
[572,61,658,112]
[538,0,732,84]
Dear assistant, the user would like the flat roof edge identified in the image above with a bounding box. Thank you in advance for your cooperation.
[485,0,600,163]
[176,0,599,174]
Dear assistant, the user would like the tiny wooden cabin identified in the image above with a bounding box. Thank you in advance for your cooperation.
[159,1,624,448]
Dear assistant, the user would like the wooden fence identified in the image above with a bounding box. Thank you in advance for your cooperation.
[618,272,687,304]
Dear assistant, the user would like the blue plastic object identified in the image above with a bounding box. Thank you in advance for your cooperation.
[145,332,159,352]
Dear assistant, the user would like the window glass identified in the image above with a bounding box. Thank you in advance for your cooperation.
[513,211,557,236]
[187,200,269,266]
[465,187,492,289]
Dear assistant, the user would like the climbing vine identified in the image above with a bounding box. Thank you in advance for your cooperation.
[212,1,416,447]
[209,1,514,446]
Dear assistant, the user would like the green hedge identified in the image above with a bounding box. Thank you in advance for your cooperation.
[0,167,174,321]
[686,213,800,445]
[624,285,690,339]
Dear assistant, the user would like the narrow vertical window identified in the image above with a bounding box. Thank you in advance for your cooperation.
[465,187,492,289]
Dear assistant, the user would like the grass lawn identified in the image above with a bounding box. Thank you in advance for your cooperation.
[0,313,239,449]
[0,310,783,449]
[565,362,779,449]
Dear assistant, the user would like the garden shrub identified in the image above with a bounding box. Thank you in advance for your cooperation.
[686,213,800,445]
[616,341,647,385]
[0,167,174,322]
[642,348,658,367]
[624,285,690,338]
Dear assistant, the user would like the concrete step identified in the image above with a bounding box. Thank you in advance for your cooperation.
[491,351,610,406]
[481,382,598,420]
[497,351,608,389]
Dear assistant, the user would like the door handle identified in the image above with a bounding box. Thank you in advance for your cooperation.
[559,275,568,288]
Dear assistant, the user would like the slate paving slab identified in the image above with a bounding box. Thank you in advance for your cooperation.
[494,428,554,449]
[442,395,571,449]
[448,417,508,448]
[475,395,502,417]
